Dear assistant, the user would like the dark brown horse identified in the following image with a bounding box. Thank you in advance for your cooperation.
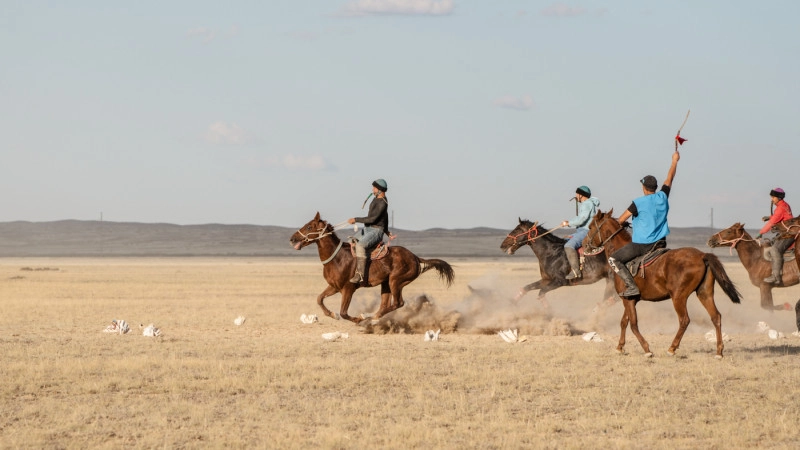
[289,212,455,323]
[707,222,797,310]
[585,210,741,358]
[500,219,618,309]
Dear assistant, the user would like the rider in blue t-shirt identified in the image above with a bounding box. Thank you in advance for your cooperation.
[609,150,680,297]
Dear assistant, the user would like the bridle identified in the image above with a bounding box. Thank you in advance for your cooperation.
[506,221,540,249]
[294,222,334,244]
[584,216,625,255]
[709,228,754,255]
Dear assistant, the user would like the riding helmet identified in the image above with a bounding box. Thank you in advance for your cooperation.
[770,187,785,199]
[372,179,388,192]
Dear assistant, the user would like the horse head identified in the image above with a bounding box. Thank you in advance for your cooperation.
[500,218,539,255]
[707,223,748,249]
[775,216,800,240]
[289,212,334,250]
[585,209,626,254]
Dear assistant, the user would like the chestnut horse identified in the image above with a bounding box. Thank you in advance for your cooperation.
[707,222,797,311]
[500,219,618,308]
[585,210,741,358]
[289,212,455,323]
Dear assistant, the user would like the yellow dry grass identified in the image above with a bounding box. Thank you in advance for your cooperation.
[1,257,800,449]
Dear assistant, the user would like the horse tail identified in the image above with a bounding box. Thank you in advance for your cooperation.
[704,253,742,304]
[419,258,455,287]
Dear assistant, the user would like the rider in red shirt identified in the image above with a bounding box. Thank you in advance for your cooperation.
[757,188,794,284]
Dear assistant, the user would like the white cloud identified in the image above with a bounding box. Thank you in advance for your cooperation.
[541,3,586,17]
[187,25,239,44]
[204,122,251,145]
[341,0,455,16]
[252,154,336,171]
[493,95,533,111]
[187,27,217,43]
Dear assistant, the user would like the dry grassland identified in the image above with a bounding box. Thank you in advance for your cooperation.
[2,257,800,449]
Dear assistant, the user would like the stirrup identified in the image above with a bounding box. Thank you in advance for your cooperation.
[565,270,581,281]
[763,275,780,285]
[349,272,363,284]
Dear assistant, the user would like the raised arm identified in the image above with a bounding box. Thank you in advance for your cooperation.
[663,150,680,188]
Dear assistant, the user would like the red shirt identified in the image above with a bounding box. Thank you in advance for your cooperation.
[760,199,793,235]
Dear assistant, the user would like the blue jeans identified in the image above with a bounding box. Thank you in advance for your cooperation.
[564,227,588,250]
[353,226,383,251]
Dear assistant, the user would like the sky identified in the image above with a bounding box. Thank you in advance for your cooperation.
[2,1,799,231]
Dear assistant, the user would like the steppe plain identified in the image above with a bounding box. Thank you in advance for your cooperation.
[2,221,800,449]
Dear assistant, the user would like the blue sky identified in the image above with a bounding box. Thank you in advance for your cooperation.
[2,1,799,231]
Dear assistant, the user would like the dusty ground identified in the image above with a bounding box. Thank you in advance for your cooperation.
[1,257,799,449]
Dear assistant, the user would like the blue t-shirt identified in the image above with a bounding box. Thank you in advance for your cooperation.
[630,190,670,244]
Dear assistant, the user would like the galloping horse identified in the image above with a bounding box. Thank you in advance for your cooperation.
[289,212,455,323]
[585,210,742,358]
[500,219,617,308]
[707,222,798,310]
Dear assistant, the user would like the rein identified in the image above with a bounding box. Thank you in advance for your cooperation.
[774,220,800,237]
[710,229,755,256]
[584,217,625,255]
[507,222,565,248]
[294,222,343,265]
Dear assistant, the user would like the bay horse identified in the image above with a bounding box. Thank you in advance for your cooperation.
[585,210,741,358]
[289,212,455,324]
[706,222,797,311]
[500,219,618,309]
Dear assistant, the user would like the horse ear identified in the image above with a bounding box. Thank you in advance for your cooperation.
[518,217,523,224]
[608,208,614,217]
[314,211,321,221]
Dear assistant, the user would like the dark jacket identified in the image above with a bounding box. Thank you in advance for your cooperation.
[355,196,390,234]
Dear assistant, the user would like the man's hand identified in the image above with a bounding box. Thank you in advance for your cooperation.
[755,233,762,239]
[347,218,356,224]
[762,216,770,222]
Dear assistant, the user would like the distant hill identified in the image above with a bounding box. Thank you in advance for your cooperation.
[0,220,738,259]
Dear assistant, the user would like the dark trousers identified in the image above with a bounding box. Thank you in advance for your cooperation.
[610,239,667,265]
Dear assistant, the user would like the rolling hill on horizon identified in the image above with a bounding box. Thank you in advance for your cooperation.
[0,219,739,259]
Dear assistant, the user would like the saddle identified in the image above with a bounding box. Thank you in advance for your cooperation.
[627,246,671,278]
[348,239,390,261]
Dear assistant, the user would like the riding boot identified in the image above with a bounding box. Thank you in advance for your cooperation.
[564,247,582,280]
[350,256,366,284]
[609,257,640,297]
[764,248,783,284]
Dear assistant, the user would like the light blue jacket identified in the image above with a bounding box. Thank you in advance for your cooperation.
[568,197,600,230]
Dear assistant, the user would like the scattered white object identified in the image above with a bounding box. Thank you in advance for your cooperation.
[768,329,785,340]
[704,330,731,342]
[757,321,771,333]
[300,314,319,324]
[424,329,441,341]
[234,316,246,326]
[321,331,349,341]
[498,329,524,343]
[582,331,604,342]
[141,323,162,337]
[103,319,130,335]
[792,331,800,338]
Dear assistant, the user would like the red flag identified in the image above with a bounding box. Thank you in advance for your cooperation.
[675,135,687,145]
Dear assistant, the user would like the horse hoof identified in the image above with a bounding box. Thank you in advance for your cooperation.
[715,355,724,360]
[644,352,654,358]
[666,350,676,356]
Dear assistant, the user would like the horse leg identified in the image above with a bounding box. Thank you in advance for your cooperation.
[617,305,630,354]
[515,280,542,302]
[372,281,392,319]
[317,285,340,319]
[337,285,363,324]
[759,284,778,311]
[625,299,653,357]
[666,295,691,357]
[696,274,724,358]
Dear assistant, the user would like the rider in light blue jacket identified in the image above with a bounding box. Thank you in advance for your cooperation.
[561,185,600,280]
